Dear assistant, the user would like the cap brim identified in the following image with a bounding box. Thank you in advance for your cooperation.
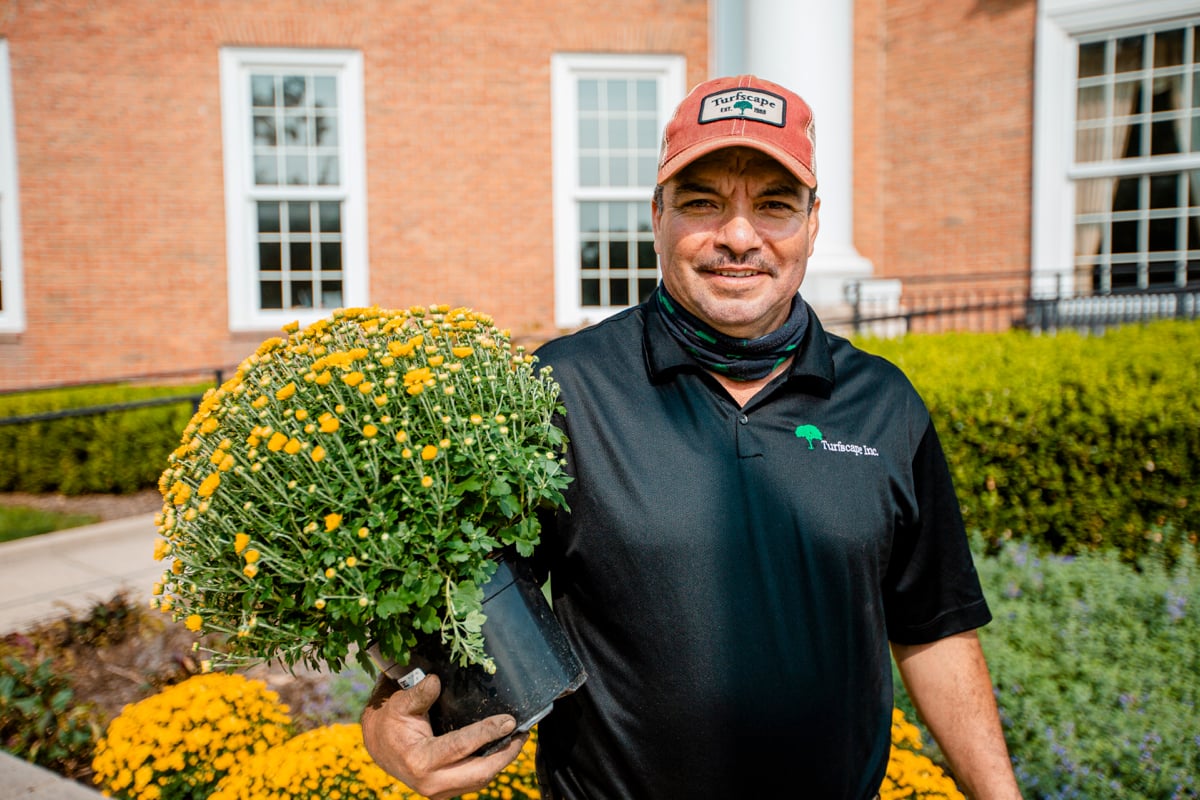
[656,136,817,189]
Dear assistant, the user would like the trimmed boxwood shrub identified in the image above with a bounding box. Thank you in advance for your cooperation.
[857,321,1200,560]
[0,383,210,494]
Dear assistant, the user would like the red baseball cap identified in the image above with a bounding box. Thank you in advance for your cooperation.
[656,75,817,189]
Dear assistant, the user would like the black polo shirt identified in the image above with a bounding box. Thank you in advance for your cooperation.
[530,297,991,800]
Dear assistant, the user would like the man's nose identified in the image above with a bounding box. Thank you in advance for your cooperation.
[713,211,763,258]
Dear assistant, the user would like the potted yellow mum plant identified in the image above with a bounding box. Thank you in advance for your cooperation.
[152,305,583,738]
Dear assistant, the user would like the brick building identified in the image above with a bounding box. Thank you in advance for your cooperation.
[0,0,1195,389]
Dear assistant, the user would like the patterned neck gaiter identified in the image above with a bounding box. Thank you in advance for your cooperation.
[654,283,808,382]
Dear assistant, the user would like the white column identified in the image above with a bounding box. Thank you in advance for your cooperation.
[714,0,875,311]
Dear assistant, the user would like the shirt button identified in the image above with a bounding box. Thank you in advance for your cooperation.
[739,414,749,425]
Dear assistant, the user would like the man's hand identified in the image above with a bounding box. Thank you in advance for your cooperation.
[361,673,528,800]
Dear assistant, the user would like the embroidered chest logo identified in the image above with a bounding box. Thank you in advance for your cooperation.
[794,424,880,457]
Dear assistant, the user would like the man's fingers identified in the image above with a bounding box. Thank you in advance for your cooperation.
[430,713,520,764]
[390,672,442,717]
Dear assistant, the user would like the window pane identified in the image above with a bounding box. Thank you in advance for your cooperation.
[313,76,337,108]
[289,202,311,233]
[609,278,629,306]
[637,240,656,268]
[320,242,342,271]
[581,278,600,306]
[1113,177,1140,211]
[608,155,629,186]
[1115,36,1144,72]
[284,112,309,145]
[607,203,629,233]
[1190,215,1200,248]
[254,155,278,185]
[638,278,658,302]
[1148,217,1177,250]
[282,75,306,107]
[579,118,600,148]
[319,202,341,232]
[636,79,656,111]
[1148,259,1177,285]
[254,114,276,145]
[580,240,600,268]
[580,202,600,232]
[315,114,338,145]
[1191,171,1200,207]
[1111,263,1139,289]
[579,156,601,186]
[608,118,628,148]
[609,241,629,269]
[258,201,280,233]
[1151,120,1182,155]
[578,80,598,111]
[1076,86,1105,121]
[1114,120,1141,159]
[259,242,281,271]
[286,155,308,184]
[290,282,313,308]
[637,118,658,148]
[260,281,282,309]
[1150,174,1179,209]
[1154,28,1184,68]
[1151,75,1182,112]
[251,75,275,106]
[290,241,312,271]
[321,280,342,308]
[317,156,339,185]
[607,80,628,109]
[1111,220,1139,252]
[1078,41,1106,78]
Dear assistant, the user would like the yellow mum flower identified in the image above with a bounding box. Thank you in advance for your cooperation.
[318,413,340,433]
[325,513,343,532]
[267,431,288,452]
[234,533,251,554]
[185,614,203,632]
[310,445,326,463]
[153,538,171,561]
[341,371,365,387]
[451,346,474,358]
[421,444,438,460]
[243,564,259,578]
[363,424,379,438]
[421,475,434,488]
[283,437,302,455]
[244,549,260,564]
[274,382,297,401]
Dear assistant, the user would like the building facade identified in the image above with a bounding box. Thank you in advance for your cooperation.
[0,0,1195,389]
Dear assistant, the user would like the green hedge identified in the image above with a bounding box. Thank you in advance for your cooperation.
[856,321,1200,559]
[0,383,209,495]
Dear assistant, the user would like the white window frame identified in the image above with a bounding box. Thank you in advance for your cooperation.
[220,47,368,332]
[550,53,685,330]
[1031,0,1199,297]
[0,40,24,334]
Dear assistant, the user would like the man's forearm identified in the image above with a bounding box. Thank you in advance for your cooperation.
[892,631,1023,800]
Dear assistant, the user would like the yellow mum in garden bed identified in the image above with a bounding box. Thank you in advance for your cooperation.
[91,673,292,800]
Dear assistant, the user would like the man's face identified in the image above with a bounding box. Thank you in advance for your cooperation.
[652,146,820,340]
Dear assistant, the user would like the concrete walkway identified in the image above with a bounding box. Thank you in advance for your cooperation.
[0,514,161,632]
[1,514,161,799]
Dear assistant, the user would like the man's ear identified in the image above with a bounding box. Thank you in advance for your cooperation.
[806,194,821,258]
[651,194,663,255]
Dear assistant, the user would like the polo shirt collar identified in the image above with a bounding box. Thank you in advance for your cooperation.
[642,294,836,396]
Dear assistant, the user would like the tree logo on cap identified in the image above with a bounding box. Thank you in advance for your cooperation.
[734,99,753,115]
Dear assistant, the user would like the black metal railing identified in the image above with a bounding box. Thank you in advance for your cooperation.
[836,272,1200,336]
[0,367,234,427]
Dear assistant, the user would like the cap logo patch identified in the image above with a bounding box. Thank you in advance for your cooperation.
[698,88,787,128]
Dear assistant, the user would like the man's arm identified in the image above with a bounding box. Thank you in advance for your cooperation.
[360,673,527,800]
[891,630,1023,800]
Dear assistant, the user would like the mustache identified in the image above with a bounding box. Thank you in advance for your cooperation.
[695,254,774,272]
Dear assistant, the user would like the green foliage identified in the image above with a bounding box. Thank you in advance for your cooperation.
[983,534,1198,798]
[0,504,99,543]
[895,534,1199,799]
[857,321,1200,559]
[0,654,99,779]
[0,383,209,495]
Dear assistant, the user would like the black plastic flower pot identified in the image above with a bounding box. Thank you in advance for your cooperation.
[368,556,586,754]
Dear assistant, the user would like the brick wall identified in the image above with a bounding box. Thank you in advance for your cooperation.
[854,0,1036,286]
[0,0,707,390]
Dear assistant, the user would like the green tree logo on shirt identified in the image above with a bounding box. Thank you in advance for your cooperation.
[794,424,823,450]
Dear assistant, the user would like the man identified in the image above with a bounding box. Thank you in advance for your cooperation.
[363,75,1022,799]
